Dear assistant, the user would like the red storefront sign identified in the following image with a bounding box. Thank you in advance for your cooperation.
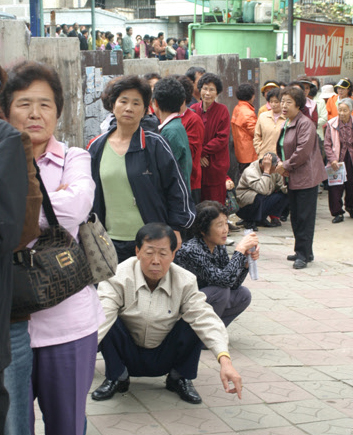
[300,21,344,76]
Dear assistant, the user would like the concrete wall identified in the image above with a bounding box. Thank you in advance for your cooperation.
[0,20,29,66]
[0,0,29,21]
[0,20,83,148]
[259,60,305,107]
[29,37,83,148]
[81,50,124,146]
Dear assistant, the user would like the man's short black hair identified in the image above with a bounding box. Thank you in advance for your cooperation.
[235,83,255,101]
[136,223,177,252]
[185,66,206,83]
[152,77,185,113]
[81,29,88,35]
[126,26,132,33]
[197,73,223,94]
[144,72,162,82]
[158,32,164,38]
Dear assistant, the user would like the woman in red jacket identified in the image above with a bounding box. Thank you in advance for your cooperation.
[191,73,230,204]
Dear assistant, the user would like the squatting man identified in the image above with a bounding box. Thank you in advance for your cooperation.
[93,222,244,404]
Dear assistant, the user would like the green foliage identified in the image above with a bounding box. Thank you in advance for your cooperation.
[293,1,353,24]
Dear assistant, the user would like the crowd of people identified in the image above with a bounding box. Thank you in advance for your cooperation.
[48,23,189,59]
[0,54,352,435]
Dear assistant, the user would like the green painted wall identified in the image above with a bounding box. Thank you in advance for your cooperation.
[193,24,278,61]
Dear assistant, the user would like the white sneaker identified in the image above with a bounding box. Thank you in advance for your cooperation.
[225,237,234,246]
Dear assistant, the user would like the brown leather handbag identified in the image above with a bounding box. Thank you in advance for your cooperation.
[11,165,93,317]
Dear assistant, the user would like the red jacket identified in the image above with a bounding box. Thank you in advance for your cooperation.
[181,108,205,190]
[191,101,230,186]
[231,101,257,164]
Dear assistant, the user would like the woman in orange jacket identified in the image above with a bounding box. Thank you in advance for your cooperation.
[326,78,353,120]
[231,83,258,175]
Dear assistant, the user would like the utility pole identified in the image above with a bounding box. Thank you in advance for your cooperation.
[287,0,294,61]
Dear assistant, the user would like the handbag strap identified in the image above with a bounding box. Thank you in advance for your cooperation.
[33,159,59,226]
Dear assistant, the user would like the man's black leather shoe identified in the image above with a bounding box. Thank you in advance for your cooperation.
[293,259,307,269]
[332,214,344,223]
[244,221,258,231]
[166,375,202,404]
[287,254,313,262]
[257,219,276,228]
[91,377,130,401]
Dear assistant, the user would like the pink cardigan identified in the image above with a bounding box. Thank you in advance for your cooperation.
[28,137,105,348]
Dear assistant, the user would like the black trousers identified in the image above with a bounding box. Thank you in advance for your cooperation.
[0,371,9,434]
[112,239,136,263]
[237,192,288,222]
[288,186,318,262]
[100,318,202,381]
[328,151,353,216]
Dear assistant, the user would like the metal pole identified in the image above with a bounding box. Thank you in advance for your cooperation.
[29,0,40,36]
[287,0,293,61]
[40,0,44,37]
[91,0,96,50]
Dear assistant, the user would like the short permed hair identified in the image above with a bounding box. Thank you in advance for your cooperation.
[144,72,162,82]
[266,88,281,102]
[0,61,63,119]
[171,74,194,105]
[185,66,206,83]
[197,72,223,95]
[236,83,255,102]
[288,81,305,92]
[136,222,177,252]
[101,75,151,113]
[280,86,306,110]
[152,77,185,113]
[192,201,228,239]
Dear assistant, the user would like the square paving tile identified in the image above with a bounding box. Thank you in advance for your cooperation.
[302,332,353,350]
[229,335,276,350]
[195,385,262,406]
[270,367,333,382]
[86,392,146,415]
[297,418,353,435]
[151,408,234,435]
[240,349,302,366]
[278,319,333,334]
[212,404,289,431]
[89,413,169,435]
[245,381,314,403]
[239,366,286,384]
[236,427,310,435]
[260,333,322,350]
[285,350,352,366]
[294,381,353,400]
[269,399,347,424]
[324,398,353,418]
[135,387,208,411]
[315,366,353,381]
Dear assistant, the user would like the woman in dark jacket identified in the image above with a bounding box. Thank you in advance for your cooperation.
[276,86,327,269]
[88,76,195,264]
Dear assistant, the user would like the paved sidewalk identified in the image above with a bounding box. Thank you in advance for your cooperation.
[36,191,353,435]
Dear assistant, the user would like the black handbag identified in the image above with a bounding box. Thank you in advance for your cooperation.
[11,163,93,318]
